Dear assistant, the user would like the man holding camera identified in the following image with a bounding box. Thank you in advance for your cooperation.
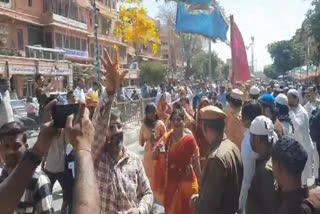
[0,97,100,214]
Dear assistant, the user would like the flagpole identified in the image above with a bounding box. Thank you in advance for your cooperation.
[209,39,212,81]
[230,15,234,84]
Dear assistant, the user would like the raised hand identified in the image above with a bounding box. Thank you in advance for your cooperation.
[100,48,128,95]
[65,102,94,151]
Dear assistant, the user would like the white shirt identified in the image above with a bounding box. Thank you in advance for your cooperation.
[44,133,66,173]
[0,90,13,128]
[239,130,257,212]
[289,104,314,152]
[304,101,319,119]
[74,86,86,102]
[282,121,294,137]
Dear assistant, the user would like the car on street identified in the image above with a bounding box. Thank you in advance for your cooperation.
[124,87,142,100]
[10,99,27,117]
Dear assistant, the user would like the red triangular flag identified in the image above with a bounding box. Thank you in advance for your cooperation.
[231,16,251,85]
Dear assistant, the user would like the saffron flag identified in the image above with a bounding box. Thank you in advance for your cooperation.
[231,16,251,84]
[175,3,228,41]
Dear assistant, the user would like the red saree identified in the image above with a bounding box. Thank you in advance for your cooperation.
[154,131,199,214]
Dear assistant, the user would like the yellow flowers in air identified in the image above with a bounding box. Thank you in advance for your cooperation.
[114,0,160,55]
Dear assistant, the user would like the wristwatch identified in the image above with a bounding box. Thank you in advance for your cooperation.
[22,150,42,167]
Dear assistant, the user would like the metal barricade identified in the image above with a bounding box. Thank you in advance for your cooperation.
[115,97,156,124]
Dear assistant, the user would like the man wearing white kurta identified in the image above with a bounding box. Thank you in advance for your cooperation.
[288,89,314,186]
[238,101,262,214]
[304,87,320,183]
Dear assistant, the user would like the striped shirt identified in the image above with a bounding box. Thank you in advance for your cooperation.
[0,166,54,214]
[92,90,153,214]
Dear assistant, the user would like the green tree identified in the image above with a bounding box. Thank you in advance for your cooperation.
[222,64,230,80]
[139,61,166,85]
[306,0,320,64]
[183,35,203,79]
[189,50,222,80]
[263,65,278,79]
[267,40,305,76]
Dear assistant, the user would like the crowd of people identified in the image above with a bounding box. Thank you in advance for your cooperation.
[1,49,320,214]
[142,79,320,214]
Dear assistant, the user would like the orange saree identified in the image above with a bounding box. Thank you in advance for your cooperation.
[139,120,166,203]
[154,131,199,214]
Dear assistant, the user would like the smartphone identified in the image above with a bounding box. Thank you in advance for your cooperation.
[52,104,79,128]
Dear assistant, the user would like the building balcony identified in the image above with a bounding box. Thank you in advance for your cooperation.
[0,5,41,26]
[42,13,88,32]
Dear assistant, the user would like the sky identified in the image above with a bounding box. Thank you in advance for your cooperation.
[142,0,312,71]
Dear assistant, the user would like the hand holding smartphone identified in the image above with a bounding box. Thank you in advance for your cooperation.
[52,104,79,128]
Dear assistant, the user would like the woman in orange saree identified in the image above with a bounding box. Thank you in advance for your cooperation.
[153,108,200,214]
[139,104,166,203]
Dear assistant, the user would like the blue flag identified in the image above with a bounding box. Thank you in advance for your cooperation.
[175,3,228,41]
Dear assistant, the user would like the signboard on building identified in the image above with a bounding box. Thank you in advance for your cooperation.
[51,68,72,75]
[63,48,89,58]
[9,65,36,75]
[53,14,87,30]
[39,66,71,76]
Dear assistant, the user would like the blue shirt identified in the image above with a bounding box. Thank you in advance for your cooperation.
[192,91,212,109]
[217,93,227,108]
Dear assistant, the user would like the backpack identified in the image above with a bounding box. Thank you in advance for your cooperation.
[310,107,320,142]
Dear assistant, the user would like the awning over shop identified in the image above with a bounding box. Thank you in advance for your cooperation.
[291,69,320,81]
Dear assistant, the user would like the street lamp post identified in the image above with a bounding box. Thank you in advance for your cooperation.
[251,36,254,74]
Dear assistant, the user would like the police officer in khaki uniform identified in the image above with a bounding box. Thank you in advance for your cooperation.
[191,105,243,214]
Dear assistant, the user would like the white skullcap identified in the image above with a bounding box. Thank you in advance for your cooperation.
[274,84,280,89]
[231,88,244,100]
[287,89,299,99]
[250,116,278,144]
[250,86,260,95]
[275,93,288,106]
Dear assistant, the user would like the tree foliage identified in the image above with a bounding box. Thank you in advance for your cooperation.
[190,50,222,80]
[114,0,160,54]
[267,40,305,76]
[306,0,320,64]
[263,65,278,79]
[221,64,230,80]
[139,61,166,85]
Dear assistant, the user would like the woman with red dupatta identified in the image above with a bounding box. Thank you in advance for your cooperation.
[153,108,201,214]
